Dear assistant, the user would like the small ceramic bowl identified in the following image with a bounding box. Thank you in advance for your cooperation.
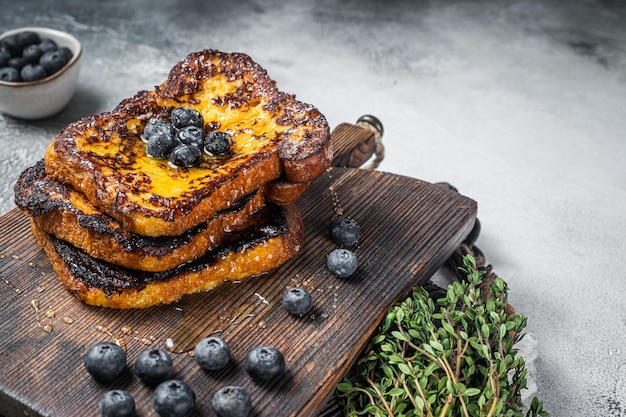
[0,27,82,120]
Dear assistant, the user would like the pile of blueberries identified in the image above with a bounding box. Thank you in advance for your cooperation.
[0,30,74,82]
[142,107,231,168]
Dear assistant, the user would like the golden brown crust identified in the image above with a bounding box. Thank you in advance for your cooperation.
[43,49,331,237]
[15,161,268,272]
[264,177,312,206]
[30,204,304,309]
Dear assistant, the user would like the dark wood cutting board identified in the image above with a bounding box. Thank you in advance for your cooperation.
[0,122,476,417]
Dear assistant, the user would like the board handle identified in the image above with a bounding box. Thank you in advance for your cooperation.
[330,115,385,169]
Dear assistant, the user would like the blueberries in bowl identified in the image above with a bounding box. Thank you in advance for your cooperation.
[152,379,196,417]
[0,67,19,82]
[98,390,136,417]
[83,342,127,382]
[244,346,285,381]
[0,30,74,83]
[212,386,252,417]
[134,348,174,385]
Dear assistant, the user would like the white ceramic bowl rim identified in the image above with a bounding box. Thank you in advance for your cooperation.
[0,26,82,88]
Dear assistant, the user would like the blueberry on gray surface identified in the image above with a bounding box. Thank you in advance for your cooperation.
[20,64,47,82]
[194,336,231,371]
[244,346,285,381]
[98,390,136,417]
[171,107,204,129]
[169,144,203,168]
[152,379,196,417]
[146,132,176,159]
[134,348,174,385]
[328,217,360,246]
[84,342,126,382]
[40,50,69,75]
[211,386,252,417]
[0,67,20,82]
[142,118,175,143]
[326,248,358,278]
[282,287,313,316]
[176,125,205,148]
[204,131,231,156]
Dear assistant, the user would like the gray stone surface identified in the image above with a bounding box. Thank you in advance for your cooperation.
[1,1,625,415]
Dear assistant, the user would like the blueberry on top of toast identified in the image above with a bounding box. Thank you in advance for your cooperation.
[43,49,332,237]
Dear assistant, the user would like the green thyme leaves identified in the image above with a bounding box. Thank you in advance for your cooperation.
[337,255,548,417]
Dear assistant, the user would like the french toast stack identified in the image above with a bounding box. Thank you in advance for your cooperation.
[14,50,332,309]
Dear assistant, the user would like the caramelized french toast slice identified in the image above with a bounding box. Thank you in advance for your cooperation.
[44,49,331,237]
[15,160,267,272]
[30,203,304,309]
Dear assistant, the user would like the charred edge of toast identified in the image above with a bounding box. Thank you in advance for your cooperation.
[45,50,330,214]
[31,204,304,309]
[15,160,261,256]
[48,116,281,220]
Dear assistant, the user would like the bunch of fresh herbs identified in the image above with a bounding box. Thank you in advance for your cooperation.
[336,255,547,417]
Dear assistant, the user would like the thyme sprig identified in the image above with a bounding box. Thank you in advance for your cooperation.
[336,255,547,417]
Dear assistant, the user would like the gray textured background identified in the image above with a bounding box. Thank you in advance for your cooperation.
[2,1,626,415]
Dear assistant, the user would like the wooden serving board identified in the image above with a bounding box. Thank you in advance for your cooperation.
[0,123,476,417]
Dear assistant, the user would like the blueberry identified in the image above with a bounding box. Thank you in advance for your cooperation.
[40,50,69,75]
[58,46,74,62]
[8,57,27,71]
[176,125,205,148]
[38,38,58,53]
[326,248,358,278]
[152,379,196,417]
[21,44,43,65]
[211,386,252,417]
[146,131,176,159]
[17,31,40,48]
[329,217,360,246]
[171,107,203,129]
[98,390,136,417]
[194,336,231,371]
[0,67,20,82]
[142,118,175,143]
[20,64,47,82]
[244,346,285,381]
[204,131,231,156]
[84,342,126,382]
[134,348,174,385]
[282,287,313,316]
[0,49,11,67]
[169,144,203,168]
[1,34,21,56]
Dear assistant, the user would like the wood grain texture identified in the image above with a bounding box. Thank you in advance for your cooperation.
[0,165,476,417]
